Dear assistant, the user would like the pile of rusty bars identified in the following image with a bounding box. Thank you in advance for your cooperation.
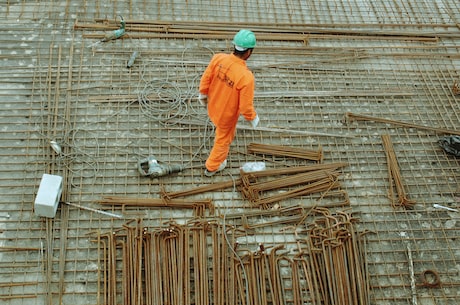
[247,142,323,162]
[96,219,235,305]
[95,208,369,305]
[296,208,371,305]
[240,162,347,209]
[231,209,370,305]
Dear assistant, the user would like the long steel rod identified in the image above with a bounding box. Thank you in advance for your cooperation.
[64,201,123,218]
[346,112,460,136]
[74,19,444,41]
[171,118,354,138]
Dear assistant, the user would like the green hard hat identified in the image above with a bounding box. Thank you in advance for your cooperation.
[232,29,256,50]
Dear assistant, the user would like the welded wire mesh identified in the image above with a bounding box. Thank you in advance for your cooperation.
[0,1,459,304]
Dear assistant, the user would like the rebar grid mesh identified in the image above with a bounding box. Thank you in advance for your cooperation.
[0,0,459,304]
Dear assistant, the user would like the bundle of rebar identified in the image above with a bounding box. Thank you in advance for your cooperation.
[296,208,371,305]
[160,180,240,199]
[96,210,369,305]
[234,245,288,305]
[240,163,347,209]
[233,209,370,305]
[381,134,415,209]
[247,142,323,162]
[97,220,236,305]
[98,196,215,216]
[158,163,348,210]
[74,18,441,43]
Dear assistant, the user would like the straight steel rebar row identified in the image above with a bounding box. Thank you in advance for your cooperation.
[73,18,444,44]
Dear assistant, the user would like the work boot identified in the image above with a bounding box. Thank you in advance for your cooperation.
[204,159,227,177]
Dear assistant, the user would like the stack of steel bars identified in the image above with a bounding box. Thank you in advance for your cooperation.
[247,142,323,162]
[96,219,234,305]
[240,163,347,209]
[95,207,369,305]
[381,134,415,209]
[296,208,371,305]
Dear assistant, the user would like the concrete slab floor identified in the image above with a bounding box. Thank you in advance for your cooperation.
[0,1,459,304]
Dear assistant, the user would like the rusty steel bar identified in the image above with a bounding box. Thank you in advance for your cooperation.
[381,134,415,209]
[247,142,323,162]
[345,112,460,136]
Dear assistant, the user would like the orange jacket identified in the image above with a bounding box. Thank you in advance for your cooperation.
[199,53,256,128]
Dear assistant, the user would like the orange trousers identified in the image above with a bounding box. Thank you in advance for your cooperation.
[205,124,237,171]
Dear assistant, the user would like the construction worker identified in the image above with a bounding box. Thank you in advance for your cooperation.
[199,29,260,177]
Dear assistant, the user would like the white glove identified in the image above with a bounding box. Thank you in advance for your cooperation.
[250,115,260,128]
[198,93,208,106]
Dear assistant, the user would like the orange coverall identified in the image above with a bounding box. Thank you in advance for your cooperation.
[199,53,257,171]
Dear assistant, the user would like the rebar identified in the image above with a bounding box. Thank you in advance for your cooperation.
[74,18,442,43]
[241,169,342,208]
[294,209,370,305]
[381,134,415,209]
[98,196,215,215]
[5,1,460,305]
[247,142,323,162]
[92,209,370,305]
[161,180,241,199]
[345,112,460,136]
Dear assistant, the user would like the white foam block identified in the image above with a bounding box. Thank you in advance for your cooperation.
[34,174,63,218]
